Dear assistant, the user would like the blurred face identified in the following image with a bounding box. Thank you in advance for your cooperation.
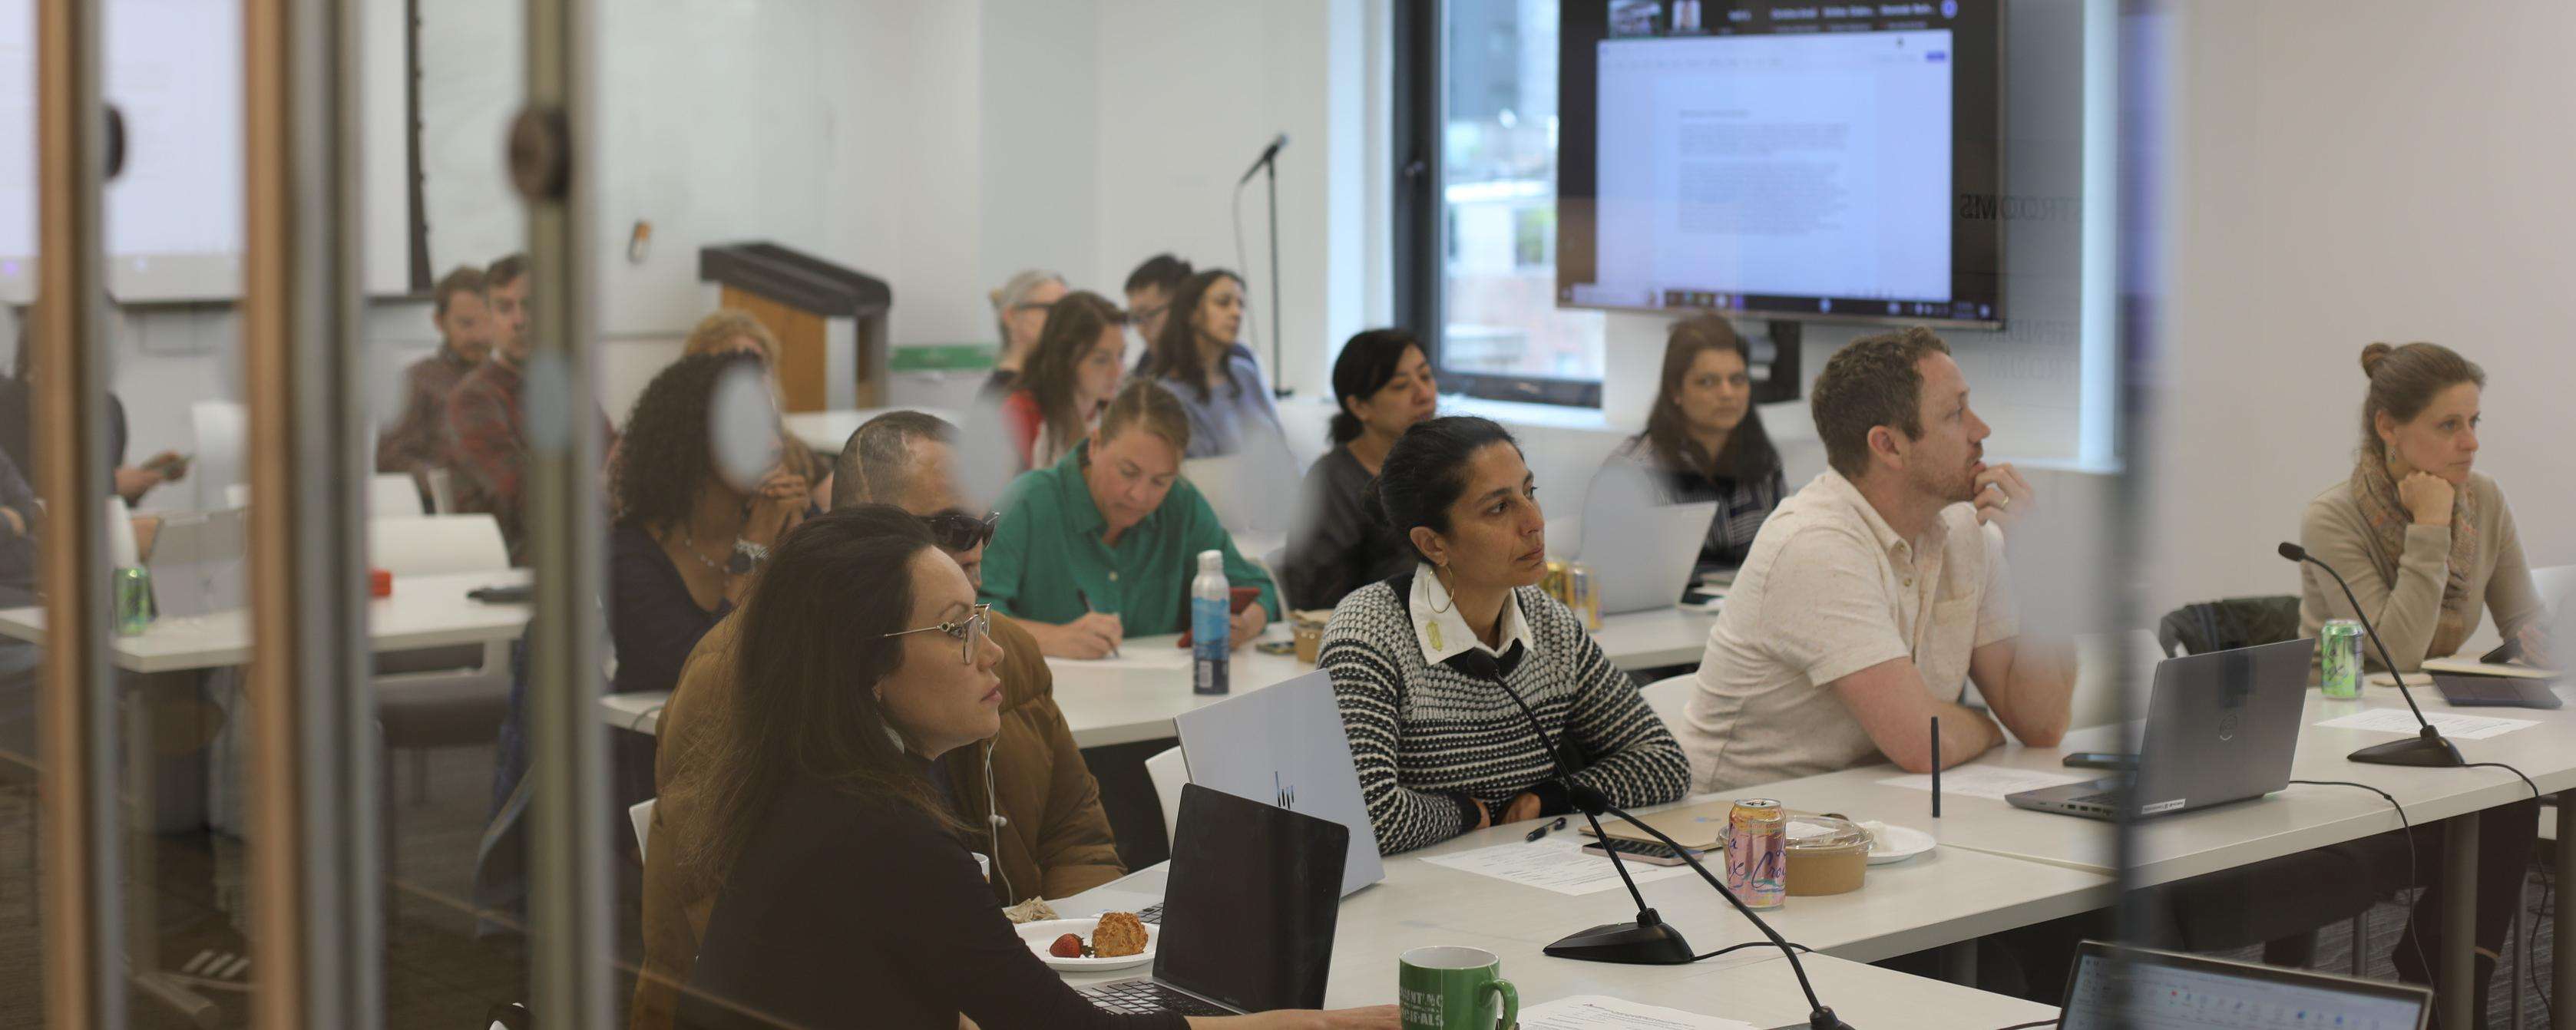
[1126,284,1171,346]
[1191,277,1245,347]
[1006,279,1068,352]
[488,273,531,361]
[888,440,984,586]
[1075,327,1126,407]
[1675,347,1752,437]
[1888,353,1989,505]
[1347,345,1437,440]
[1084,426,1182,536]
[436,290,495,363]
[1410,442,1546,596]
[2380,382,2482,485]
[875,549,1005,759]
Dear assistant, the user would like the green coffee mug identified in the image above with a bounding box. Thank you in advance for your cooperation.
[1398,946,1518,1030]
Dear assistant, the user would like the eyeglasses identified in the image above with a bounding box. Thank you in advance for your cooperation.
[1011,299,1057,314]
[921,510,998,552]
[882,602,993,665]
[1130,303,1166,324]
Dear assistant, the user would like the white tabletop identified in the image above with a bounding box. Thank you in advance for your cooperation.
[0,569,532,675]
[1050,814,2085,1020]
[782,407,960,454]
[604,606,1718,746]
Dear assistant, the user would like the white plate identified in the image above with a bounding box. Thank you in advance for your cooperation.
[1866,823,1936,864]
[1018,916,1158,972]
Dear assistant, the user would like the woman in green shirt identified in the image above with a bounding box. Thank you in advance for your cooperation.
[981,380,1278,659]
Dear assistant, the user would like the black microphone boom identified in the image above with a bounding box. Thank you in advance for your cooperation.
[2276,542,2463,768]
[1450,651,1854,1030]
[1238,132,1289,185]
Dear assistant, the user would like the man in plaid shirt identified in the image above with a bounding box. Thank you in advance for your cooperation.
[442,254,615,565]
[375,266,493,500]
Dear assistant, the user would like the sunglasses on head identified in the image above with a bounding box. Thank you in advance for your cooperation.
[922,510,998,552]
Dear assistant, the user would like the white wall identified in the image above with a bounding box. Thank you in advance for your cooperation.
[2147,0,2576,618]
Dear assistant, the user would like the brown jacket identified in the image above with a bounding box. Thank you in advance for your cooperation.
[630,611,1123,1030]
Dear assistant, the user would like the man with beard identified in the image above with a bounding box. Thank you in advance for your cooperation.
[1674,326,2073,792]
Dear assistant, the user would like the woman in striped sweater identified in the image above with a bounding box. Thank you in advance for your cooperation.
[1320,417,1691,855]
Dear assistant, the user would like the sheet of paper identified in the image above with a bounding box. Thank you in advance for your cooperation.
[2314,708,2538,741]
[1520,995,1760,1030]
[1417,837,1699,896]
[1875,765,2095,801]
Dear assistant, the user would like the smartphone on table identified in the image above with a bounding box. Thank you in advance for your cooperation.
[1579,837,1701,867]
[1176,586,1264,647]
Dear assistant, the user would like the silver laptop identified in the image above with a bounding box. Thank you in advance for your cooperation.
[2009,638,2317,820]
[1574,460,1718,616]
[2060,940,2429,1030]
[1174,670,1385,897]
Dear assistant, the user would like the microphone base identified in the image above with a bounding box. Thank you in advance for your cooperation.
[2348,728,2464,768]
[1543,919,1696,966]
[1808,1007,1857,1030]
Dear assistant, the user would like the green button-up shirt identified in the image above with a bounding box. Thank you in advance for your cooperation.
[980,441,1280,635]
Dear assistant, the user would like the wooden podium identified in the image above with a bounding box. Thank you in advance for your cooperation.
[697,243,891,412]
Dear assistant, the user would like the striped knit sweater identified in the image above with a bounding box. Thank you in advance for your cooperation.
[1321,577,1691,855]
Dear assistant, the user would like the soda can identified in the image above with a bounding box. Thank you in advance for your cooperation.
[1724,798,1787,910]
[1568,562,1601,631]
[2320,619,2365,699]
[1542,560,1570,606]
[113,566,155,637]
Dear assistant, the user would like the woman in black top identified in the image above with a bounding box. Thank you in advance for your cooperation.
[607,351,810,697]
[1280,330,1437,610]
[1603,314,1784,569]
[676,507,1393,1030]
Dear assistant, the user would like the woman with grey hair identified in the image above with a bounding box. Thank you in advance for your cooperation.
[981,269,1069,401]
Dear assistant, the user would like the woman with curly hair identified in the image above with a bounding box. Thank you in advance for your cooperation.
[608,350,811,698]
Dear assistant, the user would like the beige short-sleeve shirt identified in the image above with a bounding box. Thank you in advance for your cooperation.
[1678,470,2018,792]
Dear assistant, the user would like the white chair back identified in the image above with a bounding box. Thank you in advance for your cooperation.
[629,798,655,853]
[1640,674,1695,731]
[1144,745,1189,843]
[423,467,457,514]
[368,514,510,576]
[369,474,425,518]
[190,401,248,513]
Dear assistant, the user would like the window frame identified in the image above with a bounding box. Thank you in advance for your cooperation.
[1392,0,1605,409]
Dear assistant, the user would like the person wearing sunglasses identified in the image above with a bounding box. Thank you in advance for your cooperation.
[660,507,1392,1030]
[633,412,1126,1030]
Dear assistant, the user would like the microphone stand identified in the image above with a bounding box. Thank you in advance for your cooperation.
[2277,542,2462,768]
[1456,652,1853,1029]
[1235,134,1288,398]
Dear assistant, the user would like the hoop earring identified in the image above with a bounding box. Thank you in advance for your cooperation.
[1427,563,1456,615]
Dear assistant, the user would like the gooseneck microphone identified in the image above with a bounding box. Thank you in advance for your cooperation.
[2277,542,2463,768]
[1448,650,1853,1030]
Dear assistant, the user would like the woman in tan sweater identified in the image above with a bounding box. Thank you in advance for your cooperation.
[2298,341,2545,1025]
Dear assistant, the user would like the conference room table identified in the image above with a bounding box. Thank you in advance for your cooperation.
[601,606,1718,745]
[1050,788,2098,1023]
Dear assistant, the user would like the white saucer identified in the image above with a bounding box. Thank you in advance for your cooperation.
[1866,823,1936,864]
[1018,916,1158,972]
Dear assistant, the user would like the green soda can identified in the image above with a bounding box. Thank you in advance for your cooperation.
[113,566,155,637]
[2320,619,2364,698]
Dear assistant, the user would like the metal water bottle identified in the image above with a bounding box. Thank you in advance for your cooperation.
[1191,550,1230,695]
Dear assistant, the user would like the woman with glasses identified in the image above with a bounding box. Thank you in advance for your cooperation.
[981,380,1278,659]
[983,269,1070,401]
[675,506,1393,1030]
[1139,269,1287,458]
[607,351,810,701]
[1000,292,1129,471]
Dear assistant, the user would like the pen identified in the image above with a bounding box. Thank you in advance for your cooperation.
[1075,587,1119,657]
[1525,816,1567,843]
[1930,715,1942,819]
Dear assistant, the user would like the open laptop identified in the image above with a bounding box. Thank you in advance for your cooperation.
[2058,940,2429,1030]
[2009,638,2316,820]
[1574,462,1719,616]
[1174,670,1385,898]
[1079,784,1348,1017]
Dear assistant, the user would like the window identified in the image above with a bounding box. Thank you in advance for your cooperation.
[1397,0,1605,406]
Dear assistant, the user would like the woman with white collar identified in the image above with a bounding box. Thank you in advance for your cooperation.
[1319,417,1690,856]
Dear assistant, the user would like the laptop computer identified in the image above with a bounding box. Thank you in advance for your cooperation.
[1174,670,1386,898]
[2009,638,2316,820]
[1575,462,1719,616]
[1079,784,1348,1017]
[2432,672,2563,709]
[2058,940,2429,1030]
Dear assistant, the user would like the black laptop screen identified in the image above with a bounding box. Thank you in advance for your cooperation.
[1152,784,1350,1012]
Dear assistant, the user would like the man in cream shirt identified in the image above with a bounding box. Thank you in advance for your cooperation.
[1679,327,2075,792]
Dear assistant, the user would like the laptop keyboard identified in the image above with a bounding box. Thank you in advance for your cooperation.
[1080,979,1232,1017]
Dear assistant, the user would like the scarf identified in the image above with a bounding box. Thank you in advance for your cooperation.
[2349,455,2479,659]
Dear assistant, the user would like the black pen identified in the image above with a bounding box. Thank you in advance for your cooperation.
[1524,816,1568,843]
[1930,715,1943,819]
[1074,587,1119,657]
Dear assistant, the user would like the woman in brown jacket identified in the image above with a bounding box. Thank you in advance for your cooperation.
[631,439,1126,1029]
